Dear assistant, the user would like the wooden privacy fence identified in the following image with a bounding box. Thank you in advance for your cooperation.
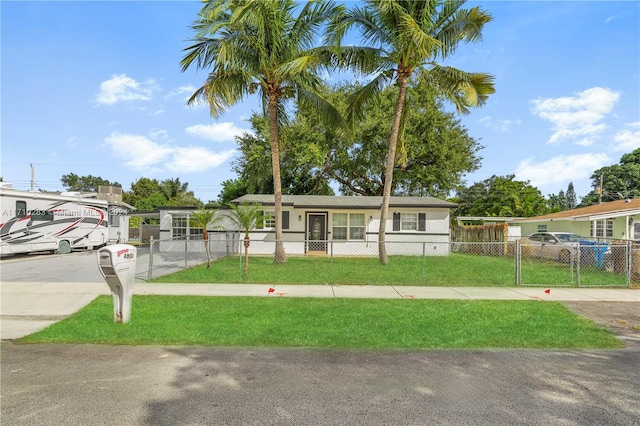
[451,222,511,256]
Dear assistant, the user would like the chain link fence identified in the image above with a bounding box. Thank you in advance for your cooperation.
[141,236,639,287]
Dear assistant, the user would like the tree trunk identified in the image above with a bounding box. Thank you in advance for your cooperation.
[268,92,287,263]
[203,229,211,269]
[378,71,410,265]
[243,235,250,276]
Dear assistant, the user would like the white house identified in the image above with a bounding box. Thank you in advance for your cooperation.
[140,194,456,257]
[228,194,456,256]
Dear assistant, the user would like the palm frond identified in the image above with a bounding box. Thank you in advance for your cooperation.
[346,70,395,128]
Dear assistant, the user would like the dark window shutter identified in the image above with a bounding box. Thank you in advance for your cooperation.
[282,211,289,230]
[418,213,426,231]
[256,211,264,229]
[393,212,400,231]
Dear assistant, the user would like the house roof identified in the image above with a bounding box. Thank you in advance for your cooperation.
[515,198,640,222]
[232,194,457,209]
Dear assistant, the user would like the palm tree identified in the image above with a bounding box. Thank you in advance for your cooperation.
[226,202,269,276]
[181,0,344,263]
[190,209,222,268]
[328,0,495,264]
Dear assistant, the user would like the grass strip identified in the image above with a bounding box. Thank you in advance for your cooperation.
[20,296,623,349]
[151,254,628,287]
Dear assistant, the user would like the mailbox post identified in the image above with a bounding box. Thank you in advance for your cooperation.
[97,244,137,323]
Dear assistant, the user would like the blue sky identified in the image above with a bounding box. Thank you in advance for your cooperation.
[2,1,639,204]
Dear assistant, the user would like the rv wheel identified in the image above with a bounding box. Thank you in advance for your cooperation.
[56,240,71,254]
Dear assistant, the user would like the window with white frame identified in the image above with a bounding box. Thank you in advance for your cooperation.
[264,210,276,228]
[172,215,204,239]
[332,213,365,240]
[401,213,417,231]
[537,224,547,232]
[172,216,188,239]
[590,219,614,238]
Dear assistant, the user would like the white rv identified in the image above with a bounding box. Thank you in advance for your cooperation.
[0,184,109,255]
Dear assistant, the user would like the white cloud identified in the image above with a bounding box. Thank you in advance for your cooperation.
[613,122,640,152]
[530,87,620,145]
[478,116,522,132]
[96,74,159,105]
[167,147,236,173]
[166,85,201,105]
[185,122,247,142]
[515,153,610,188]
[103,130,235,173]
[104,132,173,169]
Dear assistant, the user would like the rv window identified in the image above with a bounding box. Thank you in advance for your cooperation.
[31,209,54,221]
[16,201,27,218]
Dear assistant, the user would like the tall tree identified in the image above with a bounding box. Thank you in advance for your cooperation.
[579,149,640,206]
[124,177,200,209]
[218,114,335,203]
[547,190,566,212]
[328,0,495,264]
[161,178,200,206]
[60,173,120,192]
[454,175,548,218]
[181,0,344,264]
[565,182,577,210]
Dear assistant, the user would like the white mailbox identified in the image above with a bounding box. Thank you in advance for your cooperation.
[97,244,137,323]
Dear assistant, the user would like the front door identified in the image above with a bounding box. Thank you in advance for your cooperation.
[307,213,327,252]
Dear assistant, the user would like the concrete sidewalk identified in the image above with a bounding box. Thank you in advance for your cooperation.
[1,281,638,340]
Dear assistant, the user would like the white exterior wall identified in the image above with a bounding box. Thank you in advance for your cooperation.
[243,207,451,256]
[154,205,452,257]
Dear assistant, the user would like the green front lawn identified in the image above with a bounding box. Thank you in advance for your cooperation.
[20,296,623,349]
[151,253,628,287]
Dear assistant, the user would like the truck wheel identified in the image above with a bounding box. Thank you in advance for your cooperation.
[57,240,71,254]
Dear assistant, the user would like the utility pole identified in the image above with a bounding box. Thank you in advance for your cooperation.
[597,173,603,204]
[30,163,35,191]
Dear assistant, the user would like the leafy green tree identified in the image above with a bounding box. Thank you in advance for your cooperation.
[219,114,335,203]
[579,149,640,206]
[291,78,482,197]
[124,178,163,208]
[546,182,578,212]
[190,209,223,268]
[124,177,200,209]
[328,0,495,264]
[547,190,566,213]
[218,179,250,205]
[455,175,548,218]
[60,173,120,192]
[161,178,201,207]
[226,203,269,276]
[181,0,344,264]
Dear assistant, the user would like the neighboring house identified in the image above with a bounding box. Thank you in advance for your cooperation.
[513,198,640,241]
[136,195,457,256]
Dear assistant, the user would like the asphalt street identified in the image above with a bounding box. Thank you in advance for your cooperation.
[2,343,639,426]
